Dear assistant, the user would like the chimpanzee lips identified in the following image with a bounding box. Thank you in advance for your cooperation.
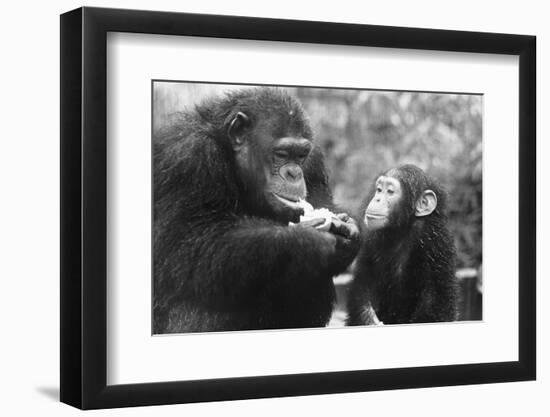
[273,193,303,209]
[275,193,299,202]
[365,212,386,219]
[364,212,387,229]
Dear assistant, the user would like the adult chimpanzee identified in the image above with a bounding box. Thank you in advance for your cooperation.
[154,87,360,333]
[346,164,458,325]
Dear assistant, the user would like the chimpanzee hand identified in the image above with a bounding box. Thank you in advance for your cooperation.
[294,218,338,261]
[294,214,360,274]
[295,218,326,229]
[327,213,361,274]
[330,213,360,240]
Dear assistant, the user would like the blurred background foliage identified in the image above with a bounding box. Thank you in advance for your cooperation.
[294,87,483,269]
[154,83,482,270]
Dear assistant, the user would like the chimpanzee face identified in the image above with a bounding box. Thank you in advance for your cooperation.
[364,168,438,231]
[266,136,312,205]
[364,175,404,230]
[227,107,313,223]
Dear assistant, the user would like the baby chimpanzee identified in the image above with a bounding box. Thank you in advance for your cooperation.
[347,164,458,325]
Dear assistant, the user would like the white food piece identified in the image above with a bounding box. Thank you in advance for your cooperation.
[289,199,338,231]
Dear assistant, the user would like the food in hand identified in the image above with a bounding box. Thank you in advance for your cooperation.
[289,199,338,232]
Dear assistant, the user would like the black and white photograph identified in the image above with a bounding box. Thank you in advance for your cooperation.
[0,0,544,414]
[152,81,483,334]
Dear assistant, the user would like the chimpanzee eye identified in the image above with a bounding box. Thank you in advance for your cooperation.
[297,154,309,164]
[274,150,289,159]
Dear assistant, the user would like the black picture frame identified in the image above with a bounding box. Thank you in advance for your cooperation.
[60,6,536,410]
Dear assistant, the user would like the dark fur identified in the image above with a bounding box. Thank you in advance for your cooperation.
[347,165,458,325]
[153,87,356,333]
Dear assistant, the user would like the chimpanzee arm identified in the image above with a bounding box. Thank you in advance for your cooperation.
[410,273,457,323]
[193,218,340,303]
[410,286,438,323]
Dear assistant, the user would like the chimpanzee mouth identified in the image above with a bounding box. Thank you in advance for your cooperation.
[273,193,303,209]
[365,213,386,220]
[364,212,387,228]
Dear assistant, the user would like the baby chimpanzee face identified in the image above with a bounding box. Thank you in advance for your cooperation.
[363,166,438,231]
[364,175,403,230]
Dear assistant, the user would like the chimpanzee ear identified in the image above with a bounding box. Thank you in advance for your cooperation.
[227,111,250,149]
[415,190,437,217]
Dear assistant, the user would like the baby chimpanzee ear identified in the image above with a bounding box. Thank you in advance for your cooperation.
[227,111,250,149]
[415,190,437,217]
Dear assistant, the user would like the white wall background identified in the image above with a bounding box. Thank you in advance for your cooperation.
[0,0,546,415]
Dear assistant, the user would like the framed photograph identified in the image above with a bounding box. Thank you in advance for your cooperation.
[60,6,536,409]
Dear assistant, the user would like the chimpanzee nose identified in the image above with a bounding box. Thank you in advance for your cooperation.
[281,164,303,182]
